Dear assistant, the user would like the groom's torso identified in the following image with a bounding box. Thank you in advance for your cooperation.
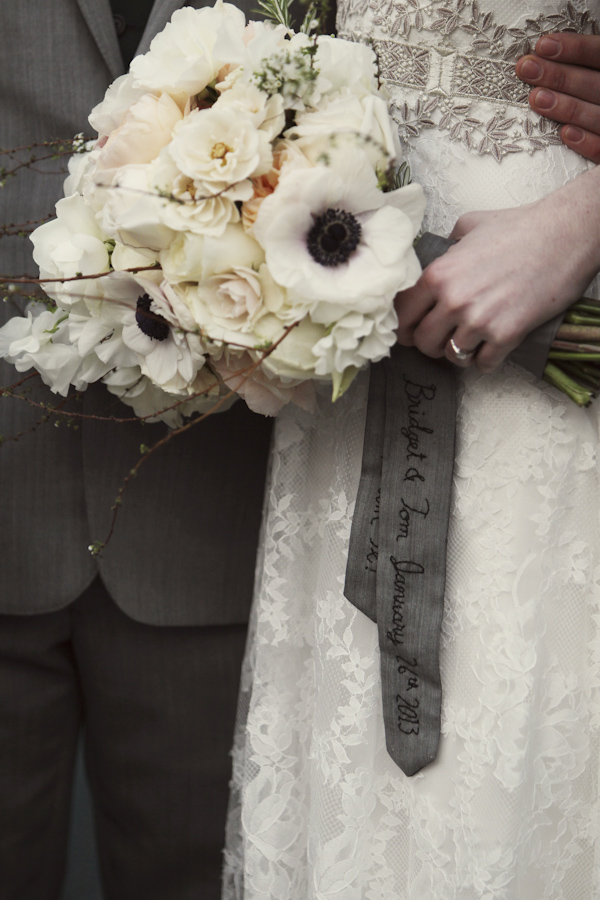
[0,0,272,623]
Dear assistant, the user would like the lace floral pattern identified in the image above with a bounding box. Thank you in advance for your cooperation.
[338,0,600,158]
[224,2,600,898]
[224,371,600,899]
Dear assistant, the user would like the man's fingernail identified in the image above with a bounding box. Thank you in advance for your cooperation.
[564,126,585,143]
[519,57,543,80]
[533,89,555,109]
[538,37,561,58]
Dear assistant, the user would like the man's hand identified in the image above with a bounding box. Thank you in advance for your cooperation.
[515,33,600,163]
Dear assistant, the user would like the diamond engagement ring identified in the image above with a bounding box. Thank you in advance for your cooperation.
[449,338,475,361]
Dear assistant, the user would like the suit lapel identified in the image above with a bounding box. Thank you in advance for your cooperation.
[75,0,125,79]
[137,0,185,55]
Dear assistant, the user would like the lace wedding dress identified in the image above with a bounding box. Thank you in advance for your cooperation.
[224,2,600,897]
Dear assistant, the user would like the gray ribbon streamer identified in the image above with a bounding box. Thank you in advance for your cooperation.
[344,231,565,777]
[345,348,456,776]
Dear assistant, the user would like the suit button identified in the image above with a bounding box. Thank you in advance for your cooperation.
[113,13,127,36]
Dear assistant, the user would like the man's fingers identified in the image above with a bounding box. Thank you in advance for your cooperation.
[528,86,600,136]
[516,53,600,105]
[559,124,600,163]
[534,33,600,70]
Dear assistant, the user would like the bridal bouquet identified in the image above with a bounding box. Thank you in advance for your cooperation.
[0,1,425,425]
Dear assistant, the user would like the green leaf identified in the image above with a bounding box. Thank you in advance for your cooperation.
[332,366,360,402]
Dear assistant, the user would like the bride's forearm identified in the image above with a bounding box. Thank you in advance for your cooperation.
[558,164,600,275]
[394,167,600,372]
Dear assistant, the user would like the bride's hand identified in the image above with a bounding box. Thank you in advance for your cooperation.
[515,33,600,163]
[394,168,600,373]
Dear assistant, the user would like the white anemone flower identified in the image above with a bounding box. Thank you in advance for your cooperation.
[253,148,426,320]
[93,272,207,393]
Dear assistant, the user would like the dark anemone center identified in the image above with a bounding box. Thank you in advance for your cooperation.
[307,208,362,267]
[135,294,170,342]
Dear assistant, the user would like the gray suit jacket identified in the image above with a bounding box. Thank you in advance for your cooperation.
[0,0,272,624]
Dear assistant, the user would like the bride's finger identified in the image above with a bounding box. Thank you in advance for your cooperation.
[394,282,436,346]
[449,210,491,240]
[444,334,481,368]
[411,306,461,358]
[472,339,518,375]
[515,53,600,105]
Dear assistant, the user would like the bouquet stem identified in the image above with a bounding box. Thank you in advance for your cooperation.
[544,299,600,406]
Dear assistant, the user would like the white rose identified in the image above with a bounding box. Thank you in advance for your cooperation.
[89,72,148,137]
[254,313,328,380]
[96,93,183,172]
[129,2,246,99]
[168,106,272,196]
[289,90,402,170]
[217,19,288,70]
[97,163,176,251]
[159,224,264,283]
[214,82,285,141]
[63,144,98,196]
[314,36,379,99]
[30,194,111,307]
[182,262,284,339]
[213,349,316,416]
[111,242,159,275]
[254,147,425,318]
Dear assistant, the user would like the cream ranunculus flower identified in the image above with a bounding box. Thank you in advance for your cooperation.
[253,147,426,320]
[150,153,242,237]
[95,93,183,172]
[168,106,272,197]
[30,193,111,308]
[129,2,246,100]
